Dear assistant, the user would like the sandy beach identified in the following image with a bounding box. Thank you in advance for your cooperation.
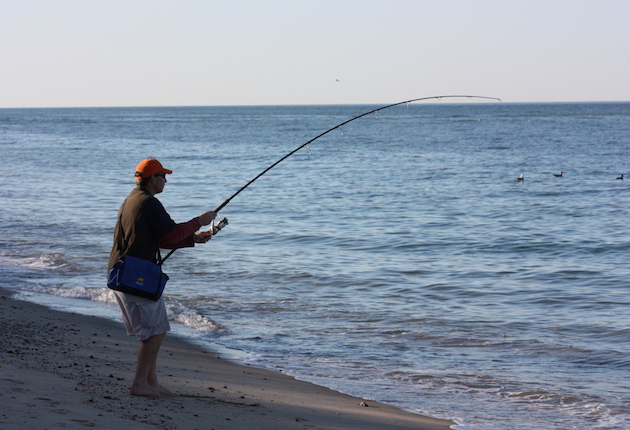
[0,287,454,430]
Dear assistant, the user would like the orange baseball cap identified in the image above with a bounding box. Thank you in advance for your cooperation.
[134,158,173,179]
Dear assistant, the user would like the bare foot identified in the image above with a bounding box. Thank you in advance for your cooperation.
[130,383,163,398]
[152,384,176,397]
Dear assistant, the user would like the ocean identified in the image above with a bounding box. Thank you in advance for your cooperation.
[1,100,628,429]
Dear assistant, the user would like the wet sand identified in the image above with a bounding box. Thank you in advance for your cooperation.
[0,287,454,429]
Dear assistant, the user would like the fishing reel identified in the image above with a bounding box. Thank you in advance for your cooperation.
[211,217,229,235]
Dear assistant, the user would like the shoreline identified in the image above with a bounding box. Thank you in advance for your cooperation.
[1,286,454,430]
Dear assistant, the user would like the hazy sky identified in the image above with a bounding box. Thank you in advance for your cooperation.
[1,0,628,108]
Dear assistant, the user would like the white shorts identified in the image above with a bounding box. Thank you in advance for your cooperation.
[113,290,171,341]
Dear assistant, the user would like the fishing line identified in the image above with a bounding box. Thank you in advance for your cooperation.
[162,94,500,262]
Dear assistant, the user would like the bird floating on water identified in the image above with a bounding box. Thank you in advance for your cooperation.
[553,171,563,177]
[516,174,524,182]
[617,174,624,180]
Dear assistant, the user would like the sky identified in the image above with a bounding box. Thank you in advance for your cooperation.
[1,0,628,108]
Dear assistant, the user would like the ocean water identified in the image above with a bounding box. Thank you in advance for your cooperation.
[1,101,628,429]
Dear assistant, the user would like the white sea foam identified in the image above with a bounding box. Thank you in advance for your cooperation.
[16,283,117,304]
[166,301,223,332]
[1,253,71,271]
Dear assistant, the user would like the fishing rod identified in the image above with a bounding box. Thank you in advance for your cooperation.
[212,95,500,214]
[161,94,500,263]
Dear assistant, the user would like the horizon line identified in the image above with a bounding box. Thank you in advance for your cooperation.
[2,100,629,110]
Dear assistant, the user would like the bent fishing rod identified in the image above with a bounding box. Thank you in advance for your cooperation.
[161,94,500,263]
[212,95,499,213]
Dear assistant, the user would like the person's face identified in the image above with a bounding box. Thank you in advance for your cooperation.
[153,172,167,193]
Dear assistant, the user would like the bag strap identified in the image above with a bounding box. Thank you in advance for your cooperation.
[160,233,192,264]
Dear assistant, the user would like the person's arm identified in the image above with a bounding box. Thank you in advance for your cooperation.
[158,218,201,249]
[144,198,216,249]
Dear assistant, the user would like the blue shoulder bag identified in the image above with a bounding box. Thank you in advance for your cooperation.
[107,251,169,301]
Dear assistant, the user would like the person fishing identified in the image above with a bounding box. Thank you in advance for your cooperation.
[107,96,498,399]
[108,158,216,398]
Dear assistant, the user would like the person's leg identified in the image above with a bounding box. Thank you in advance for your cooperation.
[146,340,175,396]
[130,332,167,397]
[114,291,173,397]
